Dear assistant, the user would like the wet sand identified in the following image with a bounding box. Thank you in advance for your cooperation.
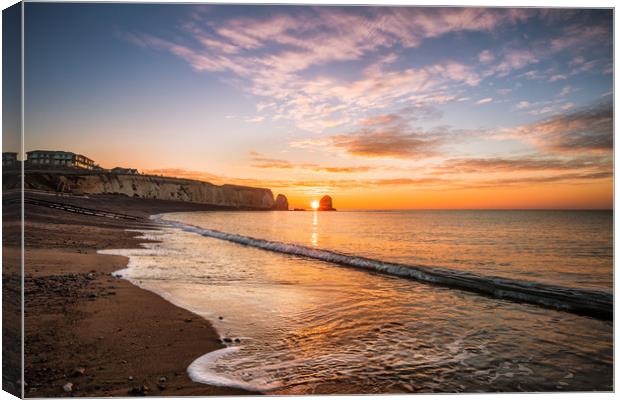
[22,192,258,397]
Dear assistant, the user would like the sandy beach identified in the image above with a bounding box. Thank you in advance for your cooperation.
[22,191,257,397]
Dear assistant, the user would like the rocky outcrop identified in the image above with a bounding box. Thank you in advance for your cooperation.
[273,194,289,211]
[318,195,336,211]
[24,172,276,210]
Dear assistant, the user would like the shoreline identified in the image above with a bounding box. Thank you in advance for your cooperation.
[20,192,614,394]
[23,192,258,397]
[99,227,265,394]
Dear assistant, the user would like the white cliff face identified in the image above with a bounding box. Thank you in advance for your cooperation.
[27,173,275,210]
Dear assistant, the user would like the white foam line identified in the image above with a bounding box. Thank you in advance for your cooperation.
[187,347,283,392]
[157,216,613,320]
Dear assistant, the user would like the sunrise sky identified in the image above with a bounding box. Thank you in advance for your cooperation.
[22,4,613,209]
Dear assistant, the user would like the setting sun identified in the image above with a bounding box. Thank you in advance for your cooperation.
[311,200,319,210]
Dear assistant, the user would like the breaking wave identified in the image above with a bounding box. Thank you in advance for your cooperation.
[158,217,613,320]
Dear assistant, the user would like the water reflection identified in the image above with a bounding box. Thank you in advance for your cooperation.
[311,211,318,247]
[164,210,613,291]
[106,227,613,394]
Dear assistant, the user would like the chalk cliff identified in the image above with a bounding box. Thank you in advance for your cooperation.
[318,195,336,211]
[24,172,276,210]
[273,194,289,211]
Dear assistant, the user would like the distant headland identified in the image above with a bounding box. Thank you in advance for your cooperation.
[4,149,293,211]
[4,149,347,213]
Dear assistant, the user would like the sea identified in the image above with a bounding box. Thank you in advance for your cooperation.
[100,210,613,394]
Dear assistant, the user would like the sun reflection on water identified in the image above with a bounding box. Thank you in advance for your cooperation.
[311,210,319,246]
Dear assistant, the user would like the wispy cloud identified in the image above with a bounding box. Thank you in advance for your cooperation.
[327,130,441,159]
[249,152,373,173]
[513,98,574,116]
[472,171,612,189]
[506,100,613,154]
[291,111,476,159]
[550,24,610,53]
[478,49,494,63]
[143,163,611,196]
[143,166,449,194]
[245,116,265,123]
[491,49,539,77]
[557,85,576,97]
[124,7,537,132]
[436,155,611,174]
[124,7,611,137]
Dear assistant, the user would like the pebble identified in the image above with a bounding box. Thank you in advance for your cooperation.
[128,384,149,395]
[63,383,73,393]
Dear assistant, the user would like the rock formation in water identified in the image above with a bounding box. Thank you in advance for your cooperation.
[24,171,276,210]
[318,195,336,211]
[273,194,289,211]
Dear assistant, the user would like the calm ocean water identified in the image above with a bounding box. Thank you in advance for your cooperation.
[102,210,613,393]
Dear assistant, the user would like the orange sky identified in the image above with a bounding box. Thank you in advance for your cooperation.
[139,166,613,210]
[23,6,613,210]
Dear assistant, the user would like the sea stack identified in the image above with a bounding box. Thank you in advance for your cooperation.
[273,194,289,211]
[318,195,336,211]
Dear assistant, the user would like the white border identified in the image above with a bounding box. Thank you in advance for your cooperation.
[0,1,616,400]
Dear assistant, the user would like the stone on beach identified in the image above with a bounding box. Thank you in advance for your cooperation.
[128,384,149,395]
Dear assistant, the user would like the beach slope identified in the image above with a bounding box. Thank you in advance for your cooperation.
[23,192,257,397]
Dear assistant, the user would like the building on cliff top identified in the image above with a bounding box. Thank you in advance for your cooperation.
[26,150,95,170]
[2,152,18,169]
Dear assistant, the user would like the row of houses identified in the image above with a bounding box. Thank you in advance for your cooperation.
[2,150,139,175]
[27,150,96,169]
